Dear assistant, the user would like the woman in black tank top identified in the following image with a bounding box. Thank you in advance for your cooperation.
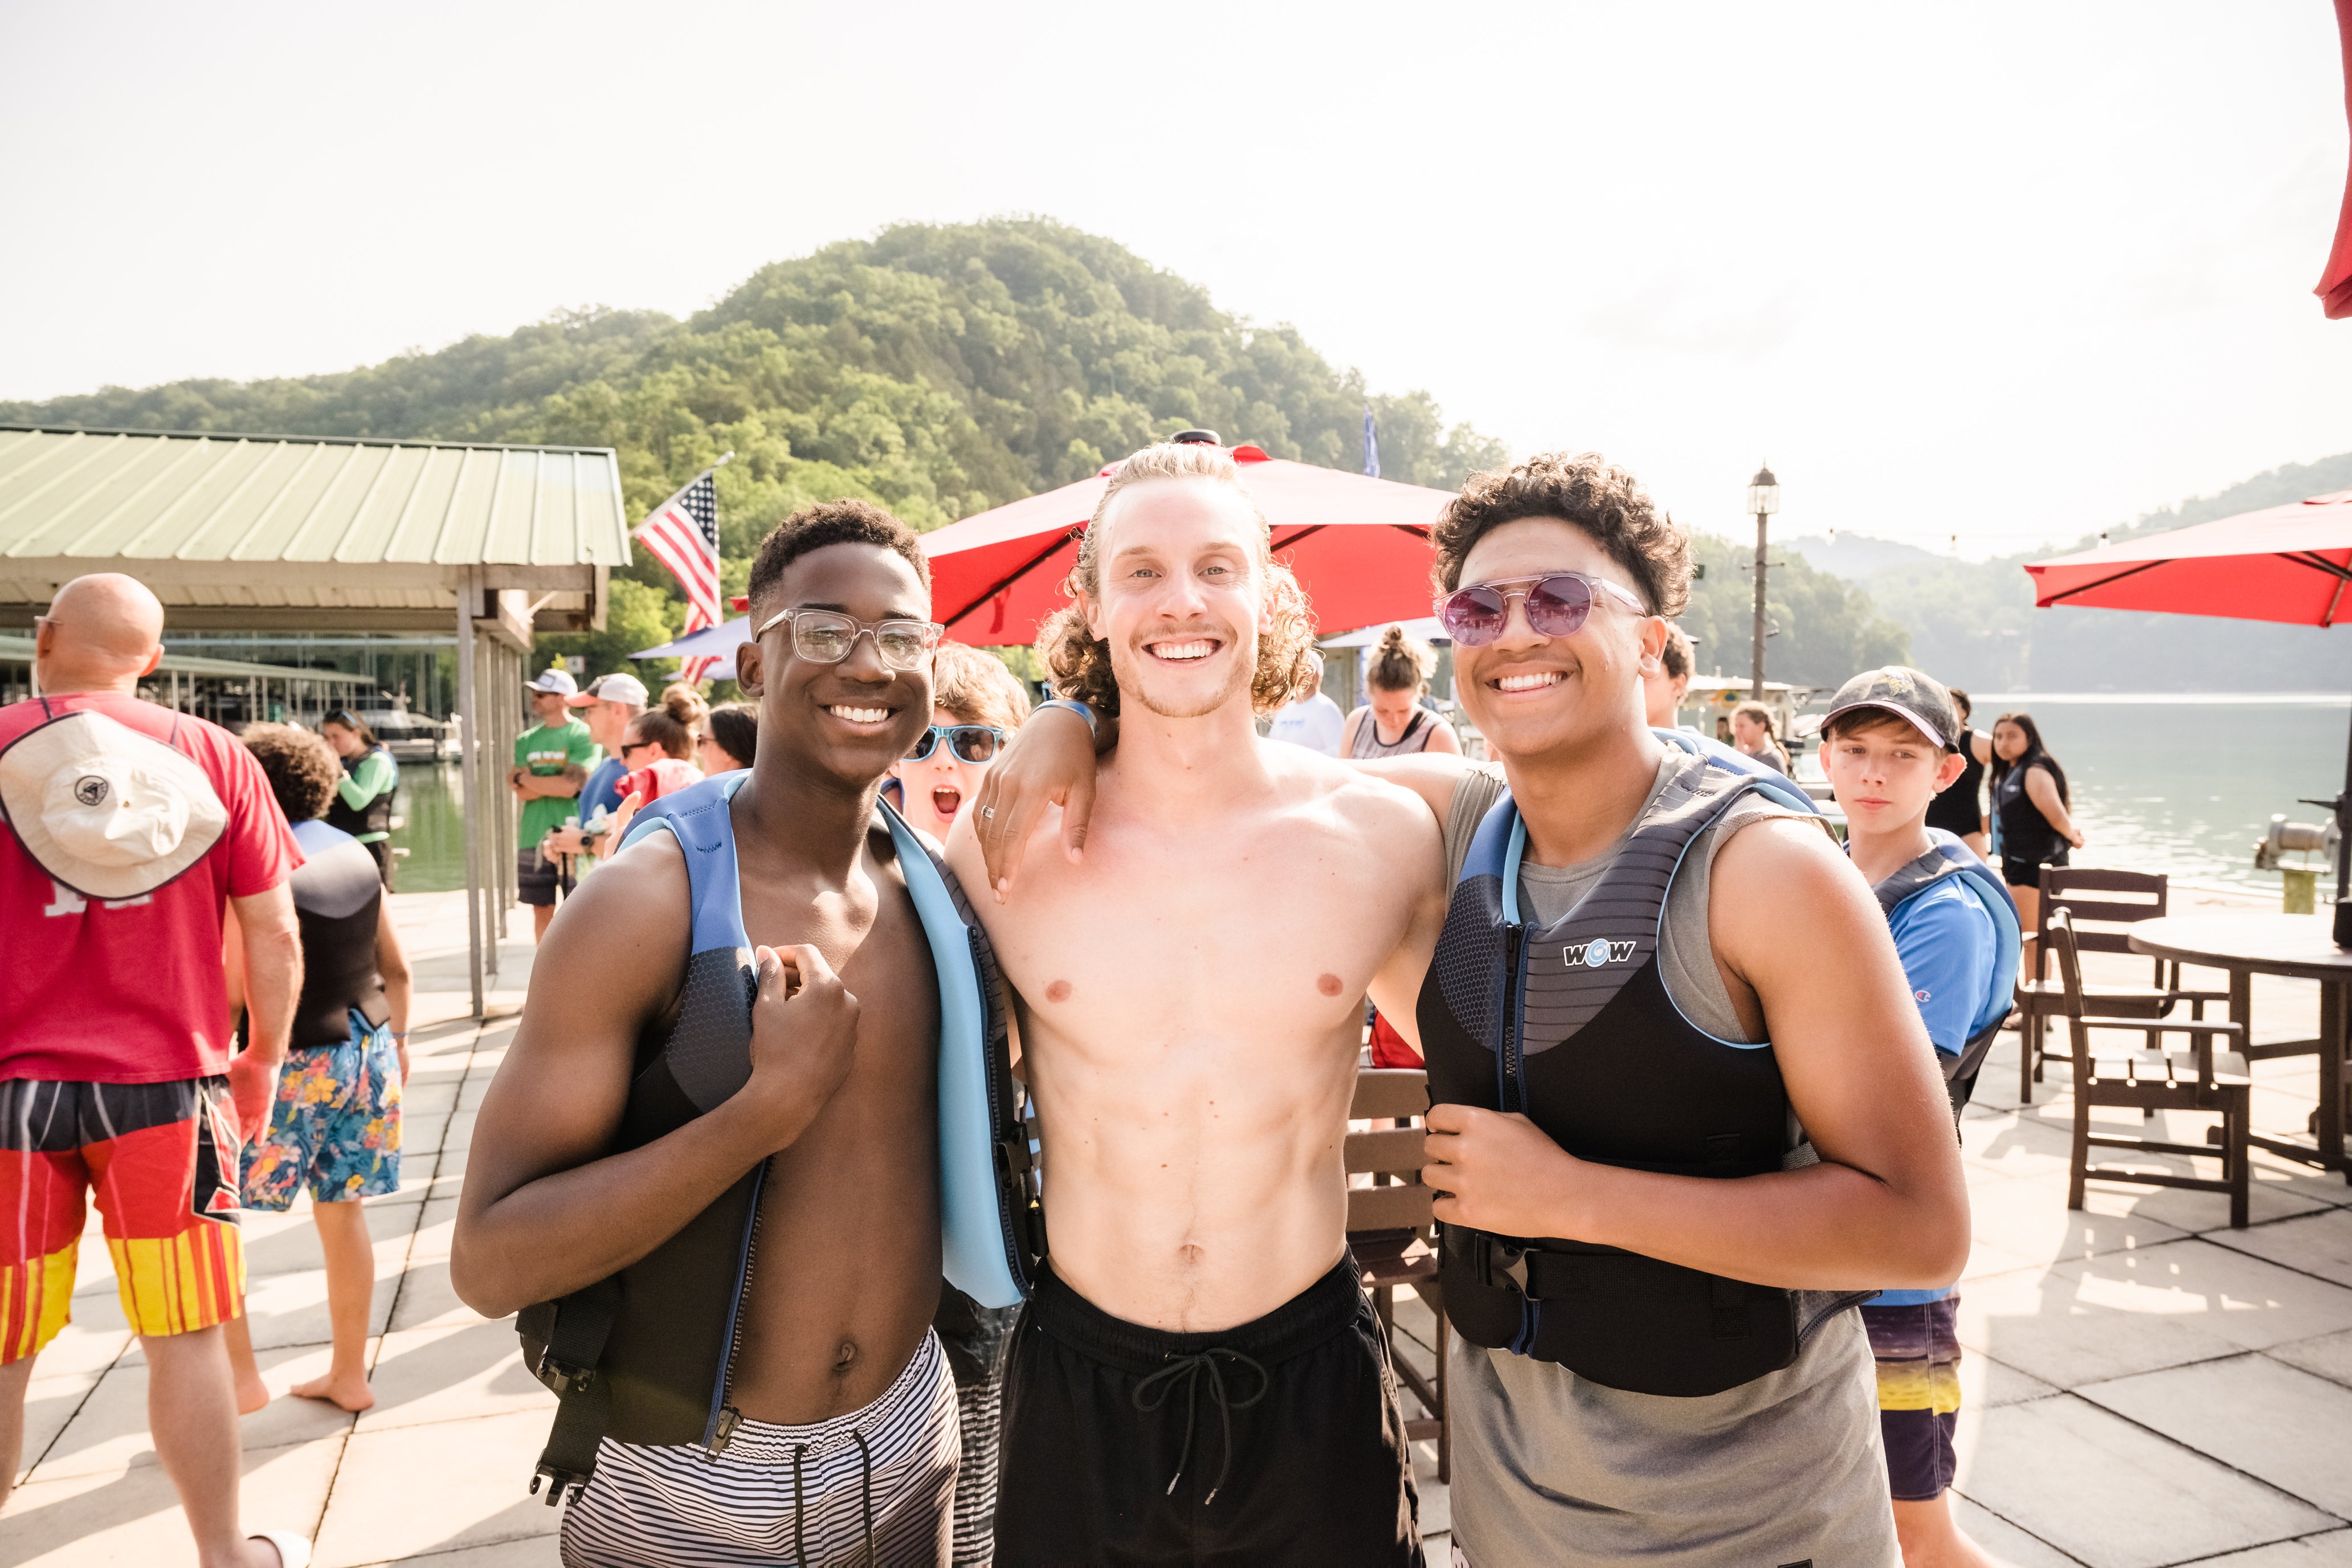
[1921,688,1988,854]
[1988,710,2084,965]
[1342,623,1463,760]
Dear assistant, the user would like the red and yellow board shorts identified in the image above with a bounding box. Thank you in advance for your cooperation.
[0,1076,246,1364]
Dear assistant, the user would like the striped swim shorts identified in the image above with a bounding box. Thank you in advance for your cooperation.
[0,1076,246,1363]
[1861,1295,1963,1501]
[559,1328,961,1567]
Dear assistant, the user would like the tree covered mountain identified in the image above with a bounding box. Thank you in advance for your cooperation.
[3,218,1517,672]
[1790,451,2352,693]
[7,217,2337,693]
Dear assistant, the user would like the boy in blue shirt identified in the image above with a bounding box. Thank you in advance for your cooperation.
[1822,667,2022,1568]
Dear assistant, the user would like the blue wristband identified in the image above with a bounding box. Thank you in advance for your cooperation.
[1036,699,1100,741]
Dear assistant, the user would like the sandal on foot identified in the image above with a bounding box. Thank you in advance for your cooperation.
[249,1530,313,1568]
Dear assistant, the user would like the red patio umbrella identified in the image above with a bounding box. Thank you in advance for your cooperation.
[920,441,1453,646]
[2024,488,2352,939]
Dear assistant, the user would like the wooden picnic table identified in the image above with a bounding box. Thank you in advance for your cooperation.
[2129,913,2352,1177]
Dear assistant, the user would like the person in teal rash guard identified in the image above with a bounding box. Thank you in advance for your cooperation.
[321,709,399,888]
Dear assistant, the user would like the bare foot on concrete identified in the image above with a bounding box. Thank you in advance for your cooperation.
[291,1370,374,1412]
[234,1364,271,1415]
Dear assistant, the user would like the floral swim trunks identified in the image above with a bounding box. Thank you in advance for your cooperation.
[240,1010,403,1210]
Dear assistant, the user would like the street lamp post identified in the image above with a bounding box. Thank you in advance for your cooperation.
[1746,464,1779,698]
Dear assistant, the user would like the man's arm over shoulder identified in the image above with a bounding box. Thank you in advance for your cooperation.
[452,829,863,1317]
[1350,772,1447,1048]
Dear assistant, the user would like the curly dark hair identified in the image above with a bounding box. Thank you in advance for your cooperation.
[1036,443,1316,718]
[745,498,930,616]
[1431,451,1689,617]
[243,722,342,822]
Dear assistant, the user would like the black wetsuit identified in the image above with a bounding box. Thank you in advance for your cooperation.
[1924,728,1986,838]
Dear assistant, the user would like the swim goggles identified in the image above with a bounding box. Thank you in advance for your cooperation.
[905,724,1006,763]
[1434,571,1649,647]
[753,606,944,672]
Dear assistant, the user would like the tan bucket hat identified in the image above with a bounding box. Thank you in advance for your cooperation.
[0,709,228,900]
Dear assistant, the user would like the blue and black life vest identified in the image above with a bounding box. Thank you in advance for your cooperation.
[1419,749,1840,1399]
[517,772,1040,1502]
[1865,829,2021,1120]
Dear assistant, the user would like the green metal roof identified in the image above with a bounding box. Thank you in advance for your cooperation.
[0,425,630,568]
[0,632,371,684]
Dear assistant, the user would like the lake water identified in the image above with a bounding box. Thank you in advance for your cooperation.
[1943,693,2348,896]
[385,695,2352,900]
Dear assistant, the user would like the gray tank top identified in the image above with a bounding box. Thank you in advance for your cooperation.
[1350,706,1436,758]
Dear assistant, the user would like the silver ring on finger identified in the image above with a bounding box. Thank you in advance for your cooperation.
[982,806,996,819]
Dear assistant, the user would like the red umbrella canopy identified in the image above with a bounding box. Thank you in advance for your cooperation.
[2024,489,2352,627]
[920,444,1454,646]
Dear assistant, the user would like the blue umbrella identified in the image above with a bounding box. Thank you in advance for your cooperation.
[633,616,751,662]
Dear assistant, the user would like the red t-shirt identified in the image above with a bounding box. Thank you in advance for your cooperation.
[622,757,704,806]
[1,693,299,1084]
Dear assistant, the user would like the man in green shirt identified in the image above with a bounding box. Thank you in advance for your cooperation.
[510,668,599,940]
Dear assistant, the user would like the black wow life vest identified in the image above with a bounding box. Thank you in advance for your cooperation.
[1418,751,1839,1399]
[516,773,1042,1504]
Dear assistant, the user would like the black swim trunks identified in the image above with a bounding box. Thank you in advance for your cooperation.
[995,1256,1423,1567]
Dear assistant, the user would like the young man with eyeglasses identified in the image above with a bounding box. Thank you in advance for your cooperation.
[974,452,1969,1566]
[944,441,1444,1566]
[454,501,972,1565]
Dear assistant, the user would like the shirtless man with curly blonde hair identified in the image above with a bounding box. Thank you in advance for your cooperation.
[945,442,1443,1566]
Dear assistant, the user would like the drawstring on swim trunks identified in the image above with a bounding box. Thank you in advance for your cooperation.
[851,1429,877,1566]
[1130,1347,1268,1505]
[788,1434,880,1566]
[791,1444,809,1565]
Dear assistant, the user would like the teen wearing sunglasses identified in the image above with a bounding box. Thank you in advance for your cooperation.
[887,642,1028,842]
[973,451,1967,1567]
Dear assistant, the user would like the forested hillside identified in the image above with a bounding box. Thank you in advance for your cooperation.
[1793,450,2352,693]
[8,218,2340,693]
[3,218,1514,670]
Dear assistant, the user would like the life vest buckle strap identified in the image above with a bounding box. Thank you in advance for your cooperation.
[533,1351,595,1396]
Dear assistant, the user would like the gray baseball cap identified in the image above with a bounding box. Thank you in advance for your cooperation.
[1822,665,1961,750]
[524,667,579,696]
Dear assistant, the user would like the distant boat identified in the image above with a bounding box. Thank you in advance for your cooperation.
[346,697,454,762]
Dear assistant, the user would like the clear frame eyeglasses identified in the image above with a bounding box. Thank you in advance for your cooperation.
[754,606,944,671]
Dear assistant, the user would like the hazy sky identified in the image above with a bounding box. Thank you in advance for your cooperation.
[3,2,2347,554]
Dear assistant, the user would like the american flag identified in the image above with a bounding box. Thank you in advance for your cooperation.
[635,469,722,684]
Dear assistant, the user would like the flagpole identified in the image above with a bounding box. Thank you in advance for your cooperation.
[632,450,734,534]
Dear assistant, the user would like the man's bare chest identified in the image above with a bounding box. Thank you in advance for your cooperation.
[995,823,1406,1034]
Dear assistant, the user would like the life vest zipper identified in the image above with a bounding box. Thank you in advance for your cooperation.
[1498,921,1527,1114]
[700,1155,771,1457]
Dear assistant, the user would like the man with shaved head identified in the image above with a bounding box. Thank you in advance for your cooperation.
[0,574,313,1566]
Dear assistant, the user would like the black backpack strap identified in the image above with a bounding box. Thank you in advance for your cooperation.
[521,1276,622,1505]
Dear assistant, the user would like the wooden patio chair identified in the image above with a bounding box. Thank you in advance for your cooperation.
[2017,866,2230,1102]
[1347,1067,1449,1483]
[2052,909,2252,1228]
